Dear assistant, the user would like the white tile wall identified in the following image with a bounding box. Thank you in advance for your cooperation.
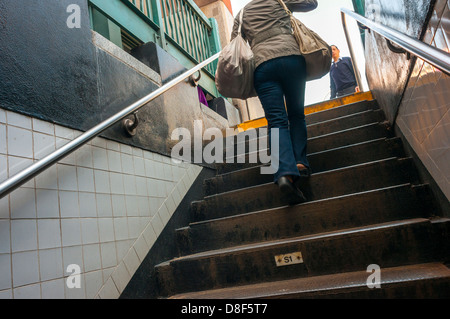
[396,0,450,200]
[0,109,203,299]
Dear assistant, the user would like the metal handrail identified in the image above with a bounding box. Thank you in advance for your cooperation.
[0,52,221,199]
[8,8,449,200]
[341,8,450,76]
[341,9,364,91]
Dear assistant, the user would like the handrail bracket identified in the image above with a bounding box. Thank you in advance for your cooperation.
[123,112,139,137]
[386,39,411,59]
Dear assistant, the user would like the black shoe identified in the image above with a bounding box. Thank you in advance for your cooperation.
[278,176,307,205]
[297,165,312,178]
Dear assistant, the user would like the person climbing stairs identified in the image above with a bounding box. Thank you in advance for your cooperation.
[153,94,450,299]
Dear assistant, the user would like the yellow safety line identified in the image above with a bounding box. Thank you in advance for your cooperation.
[236,91,374,132]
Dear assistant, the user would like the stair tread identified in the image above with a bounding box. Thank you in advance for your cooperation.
[309,122,385,140]
[168,262,450,299]
[213,137,401,182]
[232,109,382,143]
[216,136,403,174]
[163,218,430,264]
[308,136,397,156]
[225,122,389,160]
[188,183,418,228]
[154,98,448,299]
[177,183,437,255]
[306,99,376,118]
[215,155,400,182]
[203,156,409,198]
[235,99,378,134]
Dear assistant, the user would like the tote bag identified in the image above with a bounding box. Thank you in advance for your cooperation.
[277,0,332,81]
[215,9,257,99]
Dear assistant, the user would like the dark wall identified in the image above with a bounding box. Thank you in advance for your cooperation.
[0,0,98,127]
[0,0,230,160]
[0,0,173,155]
[363,0,434,124]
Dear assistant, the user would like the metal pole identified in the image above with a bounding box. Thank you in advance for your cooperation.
[341,8,450,75]
[341,11,364,92]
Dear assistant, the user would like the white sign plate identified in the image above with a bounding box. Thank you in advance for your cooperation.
[274,252,304,267]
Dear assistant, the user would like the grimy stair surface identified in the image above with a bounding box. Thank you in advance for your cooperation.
[157,218,450,296]
[154,99,450,298]
[191,157,418,222]
[220,122,393,174]
[169,263,450,299]
[176,183,435,255]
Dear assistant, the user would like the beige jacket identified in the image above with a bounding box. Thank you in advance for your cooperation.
[231,0,318,68]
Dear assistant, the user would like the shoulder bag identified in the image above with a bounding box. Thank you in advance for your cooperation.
[215,9,257,99]
[276,0,332,81]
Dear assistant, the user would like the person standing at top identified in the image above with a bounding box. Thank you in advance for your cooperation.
[329,45,360,99]
[231,0,318,204]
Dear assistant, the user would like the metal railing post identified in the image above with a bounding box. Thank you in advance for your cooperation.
[341,11,364,92]
[208,17,221,75]
[151,0,167,49]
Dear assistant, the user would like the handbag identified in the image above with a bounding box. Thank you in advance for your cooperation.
[215,9,257,99]
[276,0,332,81]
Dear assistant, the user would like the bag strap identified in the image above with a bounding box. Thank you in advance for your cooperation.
[238,9,244,36]
[276,0,293,17]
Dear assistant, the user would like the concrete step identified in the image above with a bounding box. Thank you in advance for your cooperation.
[306,99,380,125]
[168,262,450,299]
[151,95,449,299]
[191,157,418,222]
[177,184,435,255]
[205,137,405,196]
[155,218,450,296]
[229,99,380,142]
[307,109,385,138]
[225,109,385,157]
[219,122,393,173]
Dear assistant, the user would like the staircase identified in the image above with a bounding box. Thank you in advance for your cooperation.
[154,97,450,299]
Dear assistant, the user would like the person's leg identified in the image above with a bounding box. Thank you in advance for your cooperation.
[280,56,310,172]
[254,58,300,184]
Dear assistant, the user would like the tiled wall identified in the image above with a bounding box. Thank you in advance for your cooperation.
[396,0,450,200]
[0,108,202,299]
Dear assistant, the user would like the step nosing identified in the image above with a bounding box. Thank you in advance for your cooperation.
[307,109,378,127]
[226,121,385,151]
[204,157,408,197]
[306,99,374,115]
[169,263,450,299]
[218,137,399,176]
[307,137,395,157]
[230,101,377,139]
[260,273,450,298]
[231,109,379,142]
[224,126,388,161]
[202,182,273,199]
[312,156,400,176]
[308,122,383,140]
[169,218,429,263]
[190,183,414,227]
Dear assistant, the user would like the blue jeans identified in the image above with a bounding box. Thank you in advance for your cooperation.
[254,55,309,183]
